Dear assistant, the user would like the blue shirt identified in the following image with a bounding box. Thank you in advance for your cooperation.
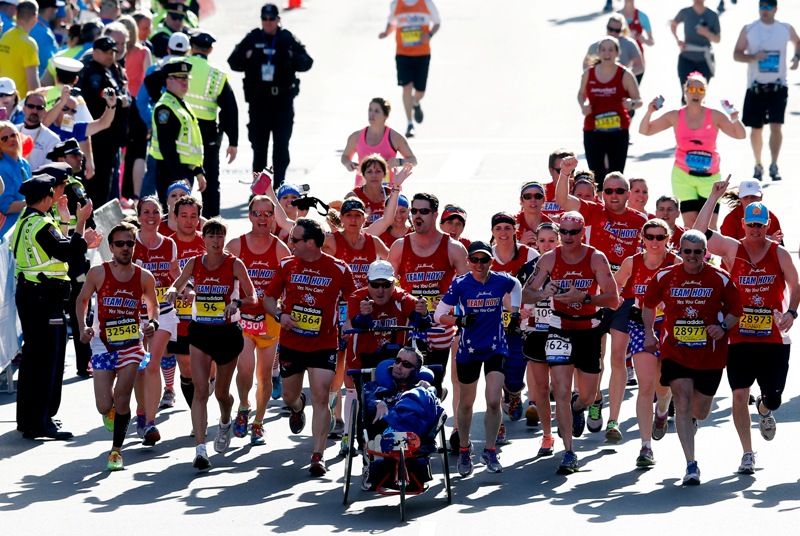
[441,271,516,362]
[50,121,89,142]
[0,154,32,235]
[30,18,59,77]
[0,12,13,37]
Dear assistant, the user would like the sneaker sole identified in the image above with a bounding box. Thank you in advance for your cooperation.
[142,434,160,447]
[556,466,577,475]
[309,465,327,477]
[605,432,622,444]
[537,448,554,457]
[682,477,700,486]
[193,457,211,471]
[738,467,755,475]
[636,457,655,468]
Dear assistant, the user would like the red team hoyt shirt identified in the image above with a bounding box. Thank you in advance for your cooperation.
[237,235,281,336]
[579,198,648,272]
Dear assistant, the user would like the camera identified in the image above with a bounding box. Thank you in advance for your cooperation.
[69,87,82,96]
[291,195,329,216]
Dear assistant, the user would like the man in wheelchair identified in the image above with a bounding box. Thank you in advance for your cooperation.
[361,346,444,492]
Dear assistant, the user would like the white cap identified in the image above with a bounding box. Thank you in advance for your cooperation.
[53,56,84,74]
[0,77,16,95]
[367,260,395,282]
[738,180,763,198]
[168,32,190,53]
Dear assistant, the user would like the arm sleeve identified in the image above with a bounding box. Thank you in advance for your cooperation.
[217,81,239,146]
[136,83,154,129]
[433,299,454,324]
[509,277,522,308]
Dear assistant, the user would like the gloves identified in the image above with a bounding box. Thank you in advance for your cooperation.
[454,313,477,329]
[506,312,522,337]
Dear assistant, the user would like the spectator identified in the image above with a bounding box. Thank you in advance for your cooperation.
[0,1,41,93]
[0,77,25,125]
[19,90,60,169]
[42,85,118,142]
[0,0,16,38]
[0,121,33,234]
[30,0,59,78]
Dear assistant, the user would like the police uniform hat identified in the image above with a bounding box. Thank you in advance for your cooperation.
[162,59,193,77]
[166,2,188,16]
[47,138,83,161]
[261,3,279,18]
[19,174,56,199]
[93,36,118,53]
[53,56,84,75]
[34,163,73,186]
[189,29,217,48]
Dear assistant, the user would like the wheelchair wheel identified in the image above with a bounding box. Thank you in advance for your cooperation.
[398,448,407,522]
[343,399,359,505]
[439,426,452,504]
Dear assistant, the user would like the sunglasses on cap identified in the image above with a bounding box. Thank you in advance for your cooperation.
[410,208,432,215]
[369,280,393,289]
[559,228,583,236]
[686,86,706,94]
[394,357,416,369]
[682,248,705,255]
[25,103,45,111]
[443,205,466,213]
[112,240,136,248]
[746,222,766,229]
[522,192,545,201]
[606,26,622,34]
[469,256,492,264]
[603,187,627,195]
[250,210,273,217]
[644,233,667,241]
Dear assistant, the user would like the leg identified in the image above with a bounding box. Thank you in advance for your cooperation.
[531,361,553,437]
[270,96,295,186]
[236,336,256,410]
[213,358,238,426]
[449,336,461,431]
[583,130,609,188]
[110,363,140,452]
[330,349,346,423]
[670,377,696,461]
[750,127,764,166]
[93,369,117,415]
[176,352,194,406]
[144,330,170,424]
[248,103,271,174]
[401,83,414,124]
[768,123,783,166]
[484,370,505,447]
[200,126,222,218]
[456,378,479,448]
[190,346,214,445]
[550,364,576,452]
[253,344,277,423]
[731,387,753,454]
[307,367,335,454]
[632,351,658,442]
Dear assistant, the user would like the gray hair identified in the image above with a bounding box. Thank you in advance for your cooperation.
[680,229,707,250]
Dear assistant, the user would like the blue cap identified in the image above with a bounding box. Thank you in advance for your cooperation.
[744,202,769,225]
[397,194,409,208]
[167,180,191,198]
[277,183,301,199]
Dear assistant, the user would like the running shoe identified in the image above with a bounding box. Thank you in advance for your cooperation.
[214,419,232,453]
[271,375,282,400]
[233,406,251,438]
[525,403,539,428]
[449,429,460,454]
[107,451,124,471]
[251,422,266,446]
[652,410,669,441]
[405,124,415,138]
[159,388,176,409]
[457,446,474,477]
[142,424,160,446]
[753,164,764,181]
[738,451,756,475]
[495,423,510,446]
[135,413,146,438]
[571,393,585,438]
[537,435,555,457]
[769,164,782,181]
[636,446,655,467]
[329,418,345,439]
[481,448,503,473]
[587,400,603,433]
[507,392,523,422]
[626,365,637,386]
[605,420,623,444]
[557,450,579,475]
[193,454,211,471]
[289,392,307,434]
[756,396,776,440]
[413,102,423,124]
[683,461,701,485]
[603,0,613,13]
[717,0,725,14]
[309,452,326,476]
[339,433,349,456]
[103,408,116,432]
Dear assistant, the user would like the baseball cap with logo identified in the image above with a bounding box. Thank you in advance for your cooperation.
[0,77,16,96]
[340,198,367,215]
[93,36,118,53]
[744,202,769,225]
[367,260,396,282]
[738,180,763,199]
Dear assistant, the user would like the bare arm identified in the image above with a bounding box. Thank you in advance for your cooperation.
[225,236,241,257]
[589,252,620,309]
[164,257,196,303]
[373,235,389,260]
[232,258,258,308]
[553,155,582,212]
[621,70,642,111]
[321,233,337,256]
[522,252,557,304]
[449,240,470,276]
[389,130,418,167]
[714,109,746,140]
[341,131,359,171]
[639,106,677,136]
[141,270,159,338]
[614,256,634,289]
[387,238,404,274]
[577,70,592,116]
[76,266,101,341]
[25,66,40,91]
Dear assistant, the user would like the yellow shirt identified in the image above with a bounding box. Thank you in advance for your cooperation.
[0,27,40,93]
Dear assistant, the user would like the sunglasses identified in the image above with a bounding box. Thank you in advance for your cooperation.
[551,167,561,174]
[410,208,432,215]
[746,222,766,229]
[469,256,492,264]
[0,93,14,97]
[262,16,278,21]
[606,26,622,34]
[168,13,185,20]
[644,233,667,241]
[251,210,273,217]
[369,281,393,289]
[682,248,705,255]
[25,103,45,111]
[603,187,627,195]
[112,240,136,248]
[62,106,77,114]
[559,228,583,236]
[0,132,18,142]
[522,192,545,201]
[759,5,776,10]
[289,236,311,244]
[394,357,416,369]
[686,86,706,95]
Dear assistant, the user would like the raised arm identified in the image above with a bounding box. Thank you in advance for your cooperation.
[692,175,739,259]
[554,155,582,212]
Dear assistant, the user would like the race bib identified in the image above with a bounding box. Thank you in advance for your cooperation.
[594,111,621,132]
[291,304,322,336]
[195,297,226,324]
[531,302,553,332]
[655,307,665,322]
[338,302,348,326]
[400,27,423,47]
[261,63,275,82]
[155,286,169,304]
[240,318,266,336]
[545,332,573,364]
[758,51,780,73]
[105,317,140,346]
[738,306,773,337]
[412,289,441,313]
[176,297,193,321]
[685,151,712,173]
[673,319,706,347]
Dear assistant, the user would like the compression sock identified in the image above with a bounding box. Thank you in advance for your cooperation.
[180,376,194,407]
[113,412,131,449]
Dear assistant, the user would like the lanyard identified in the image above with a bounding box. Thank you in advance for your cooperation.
[266,32,278,66]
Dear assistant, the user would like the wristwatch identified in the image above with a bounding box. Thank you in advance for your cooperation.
[583,293,592,305]
[787,310,798,319]
[720,321,729,331]
[232,298,242,309]
[274,311,284,323]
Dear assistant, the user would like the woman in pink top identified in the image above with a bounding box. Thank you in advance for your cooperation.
[639,72,745,227]
[118,15,152,98]
[341,97,417,187]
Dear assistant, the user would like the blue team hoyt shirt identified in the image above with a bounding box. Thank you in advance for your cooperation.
[441,271,516,363]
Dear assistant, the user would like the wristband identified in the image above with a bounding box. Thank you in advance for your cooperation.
[397,158,404,166]
[167,286,178,294]
[232,298,242,308]
[107,104,117,109]
[149,319,160,331]
[274,311,284,323]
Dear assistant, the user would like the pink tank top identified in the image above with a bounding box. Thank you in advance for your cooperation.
[126,45,148,98]
[354,127,397,187]
[675,108,720,176]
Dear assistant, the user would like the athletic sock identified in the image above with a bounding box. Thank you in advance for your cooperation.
[180,375,194,407]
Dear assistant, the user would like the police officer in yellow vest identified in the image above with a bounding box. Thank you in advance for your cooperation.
[151,2,194,59]
[184,30,238,218]
[150,59,206,206]
[12,173,96,440]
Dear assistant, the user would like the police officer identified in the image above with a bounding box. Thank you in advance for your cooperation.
[151,2,193,59]
[150,59,206,206]
[13,174,97,439]
[227,3,313,188]
[185,30,238,218]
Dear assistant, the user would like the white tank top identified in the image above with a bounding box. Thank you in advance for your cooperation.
[746,20,792,86]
